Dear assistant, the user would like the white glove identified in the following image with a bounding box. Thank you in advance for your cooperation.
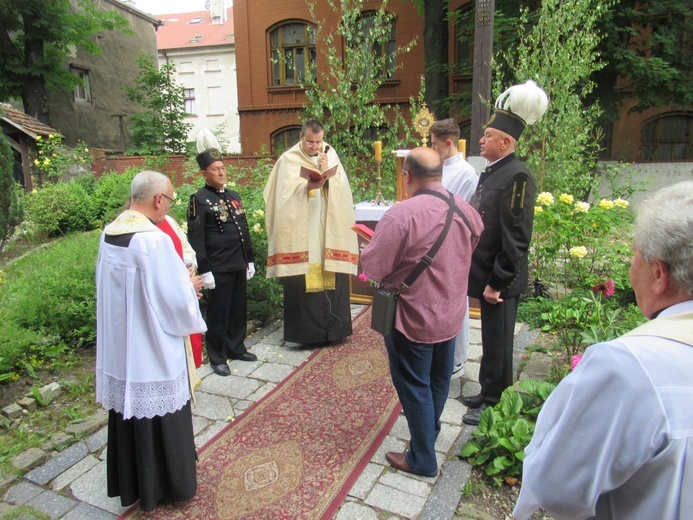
[246,262,256,280]
[200,271,216,289]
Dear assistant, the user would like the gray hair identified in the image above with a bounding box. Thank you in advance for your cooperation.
[634,181,693,295]
[130,171,170,203]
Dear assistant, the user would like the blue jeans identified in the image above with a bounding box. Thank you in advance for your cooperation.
[384,329,455,476]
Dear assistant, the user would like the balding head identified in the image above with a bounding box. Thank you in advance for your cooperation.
[403,147,443,179]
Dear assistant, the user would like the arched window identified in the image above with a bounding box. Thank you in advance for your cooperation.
[641,114,692,161]
[269,22,316,87]
[350,12,396,81]
[271,126,301,156]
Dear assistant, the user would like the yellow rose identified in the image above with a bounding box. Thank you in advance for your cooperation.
[598,199,614,210]
[559,193,574,204]
[34,159,39,166]
[574,201,590,213]
[537,192,555,206]
[569,246,588,259]
[614,198,629,208]
[48,134,53,139]
[253,209,264,218]
[252,223,263,233]
[43,158,50,166]
[534,206,543,214]
[85,147,89,153]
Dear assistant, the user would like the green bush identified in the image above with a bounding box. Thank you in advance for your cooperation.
[72,173,97,196]
[2,231,100,349]
[24,181,98,238]
[91,169,136,225]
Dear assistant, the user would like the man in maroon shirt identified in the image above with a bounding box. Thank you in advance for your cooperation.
[361,147,483,477]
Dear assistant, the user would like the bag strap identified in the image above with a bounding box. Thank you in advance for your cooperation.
[416,188,476,234]
[397,190,456,291]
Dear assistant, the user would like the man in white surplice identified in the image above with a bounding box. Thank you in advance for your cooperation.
[514,181,693,520]
[96,170,207,511]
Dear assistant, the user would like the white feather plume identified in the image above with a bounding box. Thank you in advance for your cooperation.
[196,128,221,154]
[495,80,549,125]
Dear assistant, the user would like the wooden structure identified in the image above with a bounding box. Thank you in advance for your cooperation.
[0,104,60,191]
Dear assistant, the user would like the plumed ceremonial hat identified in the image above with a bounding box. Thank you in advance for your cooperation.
[196,128,223,169]
[196,148,223,169]
[486,80,549,141]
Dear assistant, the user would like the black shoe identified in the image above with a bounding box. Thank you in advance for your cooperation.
[462,393,486,408]
[211,362,231,376]
[463,403,489,426]
[235,352,258,362]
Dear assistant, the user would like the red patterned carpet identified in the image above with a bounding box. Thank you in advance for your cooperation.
[121,308,401,519]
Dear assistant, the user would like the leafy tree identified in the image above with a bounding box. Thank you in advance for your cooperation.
[494,0,607,197]
[125,54,191,155]
[422,0,449,119]
[303,0,418,201]
[589,0,693,118]
[0,0,129,124]
[0,134,24,252]
[488,0,692,120]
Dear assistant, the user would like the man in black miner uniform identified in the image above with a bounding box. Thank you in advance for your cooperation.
[187,146,258,376]
[462,80,548,426]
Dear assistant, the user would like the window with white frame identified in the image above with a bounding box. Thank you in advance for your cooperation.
[183,88,196,115]
[72,68,91,102]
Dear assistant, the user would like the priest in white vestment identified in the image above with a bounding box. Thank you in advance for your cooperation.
[263,120,358,345]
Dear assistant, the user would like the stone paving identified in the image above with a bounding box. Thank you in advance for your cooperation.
[1,305,538,519]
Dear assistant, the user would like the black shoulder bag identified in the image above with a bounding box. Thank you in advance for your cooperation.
[371,189,473,335]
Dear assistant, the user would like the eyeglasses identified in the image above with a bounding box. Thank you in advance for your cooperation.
[159,193,177,207]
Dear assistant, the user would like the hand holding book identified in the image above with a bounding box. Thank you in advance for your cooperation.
[300,165,338,183]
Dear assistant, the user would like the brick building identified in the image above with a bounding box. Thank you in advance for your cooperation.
[233,0,691,165]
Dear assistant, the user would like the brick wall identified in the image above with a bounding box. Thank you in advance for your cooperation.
[90,154,275,187]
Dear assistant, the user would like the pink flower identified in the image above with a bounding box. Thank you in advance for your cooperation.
[570,354,583,371]
[591,279,615,298]
[358,272,370,282]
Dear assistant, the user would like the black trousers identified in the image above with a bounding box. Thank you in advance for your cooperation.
[478,296,519,405]
[204,270,248,365]
[107,402,197,511]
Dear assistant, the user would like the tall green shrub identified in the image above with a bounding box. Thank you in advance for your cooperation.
[125,53,191,155]
[91,169,137,225]
[303,0,419,201]
[0,136,24,252]
[495,0,609,197]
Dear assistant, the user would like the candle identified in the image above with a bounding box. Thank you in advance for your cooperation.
[374,141,382,162]
[458,139,467,158]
